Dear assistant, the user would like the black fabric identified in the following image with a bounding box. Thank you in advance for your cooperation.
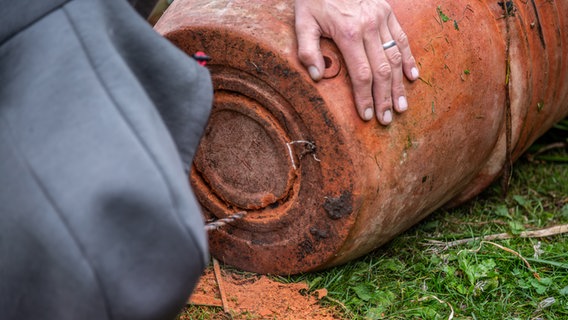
[128,0,160,18]
[0,0,212,319]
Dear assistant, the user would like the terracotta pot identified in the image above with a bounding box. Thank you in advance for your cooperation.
[154,0,568,274]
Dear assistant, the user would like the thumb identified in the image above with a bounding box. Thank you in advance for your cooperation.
[296,19,325,81]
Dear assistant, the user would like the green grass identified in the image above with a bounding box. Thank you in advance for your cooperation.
[177,306,227,320]
[286,119,568,319]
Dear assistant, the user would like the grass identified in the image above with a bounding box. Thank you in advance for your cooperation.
[284,118,568,319]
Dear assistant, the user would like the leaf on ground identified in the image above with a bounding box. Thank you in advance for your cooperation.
[561,204,568,219]
[460,256,497,285]
[352,284,375,302]
[536,297,556,311]
[509,220,526,234]
[559,286,568,295]
[382,258,405,272]
[530,277,551,294]
[513,195,528,207]
[495,205,513,220]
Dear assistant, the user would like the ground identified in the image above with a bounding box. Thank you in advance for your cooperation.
[178,263,339,319]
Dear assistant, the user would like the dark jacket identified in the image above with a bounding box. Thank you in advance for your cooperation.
[0,0,211,319]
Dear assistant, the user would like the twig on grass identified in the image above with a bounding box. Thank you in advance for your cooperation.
[446,218,509,227]
[212,258,230,315]
[424,224,568,251]
[527,141,568,162]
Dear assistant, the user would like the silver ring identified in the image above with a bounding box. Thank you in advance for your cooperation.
[382,40,397,50]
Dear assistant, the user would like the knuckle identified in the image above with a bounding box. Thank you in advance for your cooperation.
[340,25,362,42]
[388,51,403,67]
[396,31,410,46]
[353,65,373,84]
[376,97,391,107]
[392,83,405,96]
[375,63,392,79]
[361,16,380,32]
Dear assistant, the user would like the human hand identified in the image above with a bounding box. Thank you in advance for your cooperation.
[295,0,419,125]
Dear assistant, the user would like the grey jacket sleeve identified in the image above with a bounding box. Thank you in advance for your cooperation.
[0,0,211,319]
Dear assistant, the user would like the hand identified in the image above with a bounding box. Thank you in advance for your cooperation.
[295,0,419,125]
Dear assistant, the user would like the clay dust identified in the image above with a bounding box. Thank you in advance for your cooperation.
[180,261,340,319]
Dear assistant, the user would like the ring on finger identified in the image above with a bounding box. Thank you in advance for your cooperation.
[382,40,396,50]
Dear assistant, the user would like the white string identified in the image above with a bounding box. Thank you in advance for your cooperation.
[286,140,321,170]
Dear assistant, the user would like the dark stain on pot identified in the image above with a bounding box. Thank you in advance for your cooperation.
[310,227,329,240]
[297,239,315,260]
[323,191,353,220]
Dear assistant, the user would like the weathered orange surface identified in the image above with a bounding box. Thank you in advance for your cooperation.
[155,0,568,274]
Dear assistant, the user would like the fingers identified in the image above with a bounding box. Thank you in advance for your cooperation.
[387,14,419,82]
[363,10,417,124]
[334,34,375,121]
[378,22,406,116]
[363,30,393,125]
[294,0,419,125]
[295,11,325,82]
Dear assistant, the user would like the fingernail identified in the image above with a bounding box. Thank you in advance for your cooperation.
[411,67,419,80]
[383,110,392,124]
[398,96,408,112]
[308,66,321,81]
[364,108,373,121]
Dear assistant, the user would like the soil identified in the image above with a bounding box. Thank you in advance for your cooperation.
[180,263,340,319]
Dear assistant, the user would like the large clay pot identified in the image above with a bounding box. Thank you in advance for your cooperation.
[154,0,568,274]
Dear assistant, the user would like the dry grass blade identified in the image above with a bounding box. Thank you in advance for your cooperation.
[458,241,540,280]
[527,142,568,162]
